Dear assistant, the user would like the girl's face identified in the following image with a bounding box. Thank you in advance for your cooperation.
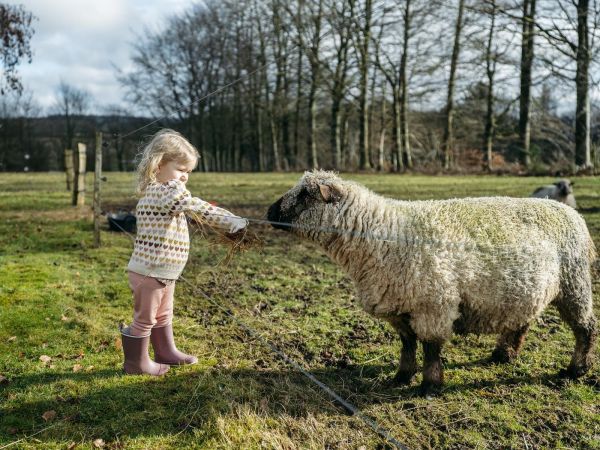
[156,158,196,184]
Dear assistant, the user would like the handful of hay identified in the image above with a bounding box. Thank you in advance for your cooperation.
[187,211,263,263]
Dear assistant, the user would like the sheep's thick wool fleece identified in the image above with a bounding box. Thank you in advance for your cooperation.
[305,173,596,342]
[127,180,242,279]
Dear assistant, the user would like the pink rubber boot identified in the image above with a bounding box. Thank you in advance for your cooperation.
[150,324,198,366]
[120,326,170,376]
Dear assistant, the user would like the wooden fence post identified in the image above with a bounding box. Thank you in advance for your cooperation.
[72,142,87,206]
[64,149,74,191]
[93,132,103,247]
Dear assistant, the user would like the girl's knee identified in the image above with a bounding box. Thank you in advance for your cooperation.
[154,315,173,328]
[129,321,153,337]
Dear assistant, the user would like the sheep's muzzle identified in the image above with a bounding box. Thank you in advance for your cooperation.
[267,197,292,231]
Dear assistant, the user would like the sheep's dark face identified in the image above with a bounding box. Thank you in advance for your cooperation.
[267,174,343,242]
[554,180,573,197]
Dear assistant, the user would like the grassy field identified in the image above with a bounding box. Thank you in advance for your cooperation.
[0,172,599,449]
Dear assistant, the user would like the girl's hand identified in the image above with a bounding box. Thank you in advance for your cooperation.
[229,217,248,233]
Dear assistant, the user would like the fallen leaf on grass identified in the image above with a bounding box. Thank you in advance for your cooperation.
[61,315,69,321]
[67,442,77,450]
[72,364,82,372]
[114,337,122,350]
[39,355,52,364]
[7,336,16,342]
[93,438,105,448]
[85,365,95,372]
[42,410,56,422]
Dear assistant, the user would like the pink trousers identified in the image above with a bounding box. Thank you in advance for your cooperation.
[128,271,175,336]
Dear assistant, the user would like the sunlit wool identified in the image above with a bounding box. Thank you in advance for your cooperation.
[269,170,597,383]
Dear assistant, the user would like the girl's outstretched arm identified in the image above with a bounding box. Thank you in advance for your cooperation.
[161,180,247,233]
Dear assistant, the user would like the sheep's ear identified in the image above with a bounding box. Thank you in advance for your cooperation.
[318,184,342,203]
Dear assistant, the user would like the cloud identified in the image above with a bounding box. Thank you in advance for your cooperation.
[19,0,190,114]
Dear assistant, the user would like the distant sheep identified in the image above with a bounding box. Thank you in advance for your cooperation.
[531,179,576,208]
[268,171,597,395]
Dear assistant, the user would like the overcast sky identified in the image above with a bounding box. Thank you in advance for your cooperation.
[20,0,192,115]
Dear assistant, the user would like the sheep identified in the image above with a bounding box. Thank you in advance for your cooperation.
[267,170,597,395]
[531,179,577,208]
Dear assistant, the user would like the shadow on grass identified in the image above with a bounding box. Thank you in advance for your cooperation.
[2,358,596,446]
[578,206,600,214]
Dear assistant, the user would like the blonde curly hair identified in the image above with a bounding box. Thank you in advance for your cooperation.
[135,129,200,195]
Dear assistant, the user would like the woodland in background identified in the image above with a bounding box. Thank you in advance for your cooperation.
[2,0,600,174]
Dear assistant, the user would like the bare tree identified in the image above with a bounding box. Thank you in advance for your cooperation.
[483,0,498,171]
[476,0,516,171]
[534,0,600,170]
[353,0,373,170]
[442,0,466,170]
[53,81,91,151]
[575,0,592,169]
[518,0,536,168]
[398,0,413,169]
[322,0,353,169]
[293,0,325,169]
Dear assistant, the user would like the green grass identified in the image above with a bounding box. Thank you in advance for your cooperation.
[0,172,599,449]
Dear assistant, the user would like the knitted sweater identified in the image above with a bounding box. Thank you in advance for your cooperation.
[127,179,246,279]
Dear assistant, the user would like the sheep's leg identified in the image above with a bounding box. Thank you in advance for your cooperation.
[554,264,597,379]
[491,324,530,363]
[388,315,417,385]
[555,300,597,378]
[421,341,444,396]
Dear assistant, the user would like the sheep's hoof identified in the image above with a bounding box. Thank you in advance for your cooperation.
[392,370,416,386]
[419,381,443,398]
[489,348,515,364]
[558,365,590,379]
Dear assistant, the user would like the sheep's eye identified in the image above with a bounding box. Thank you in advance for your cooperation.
[297,187,310,203]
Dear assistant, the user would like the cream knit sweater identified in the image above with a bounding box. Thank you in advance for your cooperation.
[127,179,246,279]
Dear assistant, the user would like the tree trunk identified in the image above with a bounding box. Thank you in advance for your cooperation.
[329,1,351,171]
[483,0,497,171]
[368,66,377,167]
[575,0,592,169]
[519,0,536,169]
[293,39,303,169]
[358,0,372,170]
[442,0,465,170]
[331,98,342,169]
[307,72,318,168]
[282,70,291,170]
[399,0,412,169]
[305,0,323,169]
[256,80,265,172]
[392,88,404,172]
[378,82,386,171]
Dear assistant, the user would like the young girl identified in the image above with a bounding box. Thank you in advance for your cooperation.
[121,129,247,376]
